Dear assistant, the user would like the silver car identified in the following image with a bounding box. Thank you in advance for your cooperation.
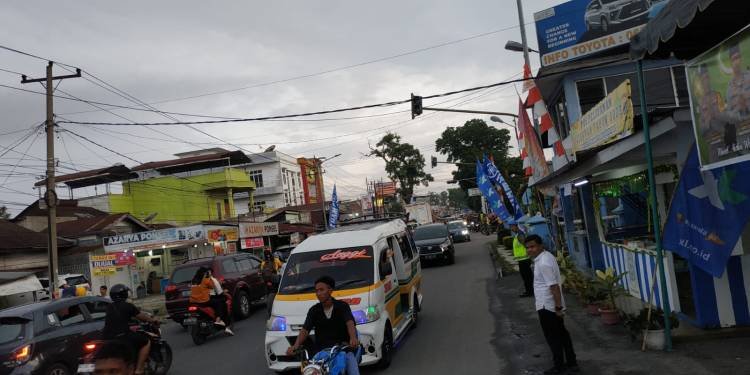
[584,0,651,33]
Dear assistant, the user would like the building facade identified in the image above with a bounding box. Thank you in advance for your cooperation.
[232,150,305,214]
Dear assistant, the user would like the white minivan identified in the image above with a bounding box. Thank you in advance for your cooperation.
[264,219,423,372]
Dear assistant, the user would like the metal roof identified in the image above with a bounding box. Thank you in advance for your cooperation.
[292,219,406,254]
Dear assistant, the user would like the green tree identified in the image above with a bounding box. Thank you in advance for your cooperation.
[435,119,523,211]
[369,132,434,204]
[0,206,9,220]
[447,188,468,209]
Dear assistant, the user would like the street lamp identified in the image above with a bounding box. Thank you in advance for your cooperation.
[504,40,538,54]
[490,115,517,129]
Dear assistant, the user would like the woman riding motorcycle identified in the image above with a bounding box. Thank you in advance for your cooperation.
[189,267,233,335]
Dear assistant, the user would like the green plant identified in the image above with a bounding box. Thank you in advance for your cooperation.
[624,308,680,340]
[594,268,627,310]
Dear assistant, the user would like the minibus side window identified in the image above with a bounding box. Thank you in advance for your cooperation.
[396,232,415,262]
[379,250,393,281]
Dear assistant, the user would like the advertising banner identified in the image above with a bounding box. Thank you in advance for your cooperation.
[374,181,397,197]
[93,267,117,276]
[239,222,279,238]
[102,225,205,253]
[571,79,634,152]
[241,237,265,249]
[534,0,670,67]
[476,161,513,223]
[205,226,239,242]
[687,25,750,169]
[298,157,324,204]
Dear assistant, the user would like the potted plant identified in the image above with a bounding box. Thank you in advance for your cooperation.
[580,281,607,315]
[624,308,679,349]
[594,268,627,325]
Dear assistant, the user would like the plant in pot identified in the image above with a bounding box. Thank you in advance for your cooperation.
[580,281,607,316]
[624,307,679,349]
[594,267,627,325]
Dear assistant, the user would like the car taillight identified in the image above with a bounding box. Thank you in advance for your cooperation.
[84,342,97,352]
[13,344,31,364]
[165,284,177,293]
[188,306,198,312]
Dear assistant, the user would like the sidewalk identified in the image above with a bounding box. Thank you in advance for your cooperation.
[487,242,750,374]
[132,293,166,316]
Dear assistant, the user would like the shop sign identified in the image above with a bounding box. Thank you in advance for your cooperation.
[239,222,279,238]
[467,188,481,197]
[534,0,671,67]
[241,237,265,249]
[93,267,117,276]
[206,226,238,242]
[91,252,136,268]
[687,25,750,169]
[571,79,634,153]
[102,225,205,252]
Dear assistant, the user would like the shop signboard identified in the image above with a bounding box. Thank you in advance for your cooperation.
[92,252,136,268]
[239,222,279,238]
[205,226,239,242]
[571,79,634,153]
[102,225,205,253]
[534,0,670,67]
[241,237,265,249]
[468,188,481,197]
[93,267,117,276]
[687,25,750,169]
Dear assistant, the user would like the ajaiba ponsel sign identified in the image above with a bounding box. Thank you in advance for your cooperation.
[534,0,670,67]
[103,225,205,252]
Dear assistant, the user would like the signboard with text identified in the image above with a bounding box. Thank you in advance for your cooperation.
[103,225,205,252]
[241,237,265,249]
[534,0,670,67]
[571,79,634,152]
[687,25,750,169]
[239,222,279,238]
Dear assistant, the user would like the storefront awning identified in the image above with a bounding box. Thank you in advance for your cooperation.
[630,0,750,61]
[534,109,693,189]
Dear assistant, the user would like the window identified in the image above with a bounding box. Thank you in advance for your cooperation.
[216,202,222,220]
[222,259,238,274]
[234,256,254,272]
[249,170,264,187]
[171,265,201,284]
[249,257,261,269]
[279,247,375,294]
[397,233,415,262]
[550,93,570,139]
[0,318,27,344]
[576,78,606,115]
[52,304,86,327]
[84,301,108,320]
[253,201,266,212]
[672,66,689,106]
[379,250,393,281]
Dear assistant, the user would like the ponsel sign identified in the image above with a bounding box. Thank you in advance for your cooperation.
[534,0,670,67]
[239,222,279,238]
[102,225,205,252]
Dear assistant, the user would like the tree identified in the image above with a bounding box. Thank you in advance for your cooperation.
[447,188,468,209]
[439,191,449,206]
[0,206,9,220]
[435,119,524,211]
[369,132,434,204]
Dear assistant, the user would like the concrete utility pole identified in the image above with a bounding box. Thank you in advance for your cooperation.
[21,62,80,298]
[515,0,533,71]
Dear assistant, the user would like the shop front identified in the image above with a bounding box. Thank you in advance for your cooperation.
[239,221,279,257]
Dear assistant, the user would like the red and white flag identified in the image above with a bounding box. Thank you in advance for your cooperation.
[523,63,568,170]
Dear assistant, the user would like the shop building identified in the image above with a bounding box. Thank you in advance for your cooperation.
[230,150,305,214]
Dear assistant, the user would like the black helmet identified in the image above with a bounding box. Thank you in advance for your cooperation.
[109,284,130,302]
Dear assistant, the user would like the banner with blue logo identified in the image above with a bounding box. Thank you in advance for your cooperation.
[476,161,513,223]
[482,155,524,220]
[328,184,340,229]
[663,146,750,278]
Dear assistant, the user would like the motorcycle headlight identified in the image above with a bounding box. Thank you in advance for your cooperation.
[266,315,287,331]
[352,306,380,325]
[303,365,323,375]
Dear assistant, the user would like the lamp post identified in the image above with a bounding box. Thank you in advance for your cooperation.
[318,153,341,230]
[504,40,538,54]
[489,115,517,129]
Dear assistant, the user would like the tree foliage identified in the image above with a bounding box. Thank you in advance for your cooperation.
[369,132,433,204]
[447,188,468,209]
[435,119,524,211]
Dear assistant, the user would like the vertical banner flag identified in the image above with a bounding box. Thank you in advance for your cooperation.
[476,161,513,223]
[663,145,750,277]
[482,155,524,219]
[328,184,340,229]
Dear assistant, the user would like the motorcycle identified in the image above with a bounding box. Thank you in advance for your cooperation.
[184,293,233,345]
[77,321,172,375]
[299,344,363,375]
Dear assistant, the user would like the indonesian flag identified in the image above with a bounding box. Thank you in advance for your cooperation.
[517,99,550,183]
[523,64,567,164]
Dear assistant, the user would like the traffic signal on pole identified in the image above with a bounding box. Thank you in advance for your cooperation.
[411,93,423,119]
[431,156,437,168]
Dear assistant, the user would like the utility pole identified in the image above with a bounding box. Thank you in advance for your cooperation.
[515,0,532,71]
[21,62,81,299]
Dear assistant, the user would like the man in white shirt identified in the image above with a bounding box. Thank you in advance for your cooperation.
[525,234,578,375]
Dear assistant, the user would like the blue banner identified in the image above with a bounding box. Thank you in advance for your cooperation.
[328,185,340,229]
[482,156,524,220]
[663,146,750,278]
[476,161,513,223]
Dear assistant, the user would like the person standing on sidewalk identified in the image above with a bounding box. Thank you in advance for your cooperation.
[512,223,533,298]
[525,234,578,374]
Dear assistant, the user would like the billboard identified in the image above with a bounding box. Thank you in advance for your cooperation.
[687,25,750,169]
[298,157,324,204]
[534,0,670,67]
[103,225,205,253]
[571,79,634,152]
[239,222,279,238]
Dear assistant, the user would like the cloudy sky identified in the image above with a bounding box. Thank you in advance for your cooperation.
[0,0,560,215]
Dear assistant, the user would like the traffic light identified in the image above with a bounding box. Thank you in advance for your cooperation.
[411,93,423,119]
[431,156,437,168]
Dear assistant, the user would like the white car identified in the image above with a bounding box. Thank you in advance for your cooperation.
[584,0,651,33]
[38,273,91,297]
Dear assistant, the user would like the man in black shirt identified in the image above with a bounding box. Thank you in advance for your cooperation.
[103,284,159,375]
[287,276,360,375]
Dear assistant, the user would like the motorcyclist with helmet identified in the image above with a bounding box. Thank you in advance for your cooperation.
[102,284,160,375]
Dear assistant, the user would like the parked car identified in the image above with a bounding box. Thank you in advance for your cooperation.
[412,223,455,265]
[164,253,267,325]
[0,296,111,375]
[447,220,471,243]
[584,0,651,33]
[38,274,91,299]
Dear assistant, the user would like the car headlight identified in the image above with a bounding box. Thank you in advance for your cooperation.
[352,306,380,325]
[266,315,287,331]
[440,240,451,250]
[461,229,469,235]
[303,365,323,375]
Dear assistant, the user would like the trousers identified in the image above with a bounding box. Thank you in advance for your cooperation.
[518,258,534,295]
[538,309,577,368]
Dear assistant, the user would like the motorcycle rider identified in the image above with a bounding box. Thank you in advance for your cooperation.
[286,276,360,375]
[261,249,283,315]
[189,267,232,333]
[102,284,160,375]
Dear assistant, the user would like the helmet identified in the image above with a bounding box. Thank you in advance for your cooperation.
[109,284,130,302]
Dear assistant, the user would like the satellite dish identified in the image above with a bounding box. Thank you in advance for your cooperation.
[264,145,276,152]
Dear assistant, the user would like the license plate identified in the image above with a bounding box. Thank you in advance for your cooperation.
[77,364,95,373]
[183,317,197,325]
[181,290,190,297]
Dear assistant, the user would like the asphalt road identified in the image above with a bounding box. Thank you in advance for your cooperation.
[162,233,502,374]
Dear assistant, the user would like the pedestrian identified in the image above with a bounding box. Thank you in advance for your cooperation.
[511,223,533,298]
[525,234,578,374]
[100,285,109,299]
